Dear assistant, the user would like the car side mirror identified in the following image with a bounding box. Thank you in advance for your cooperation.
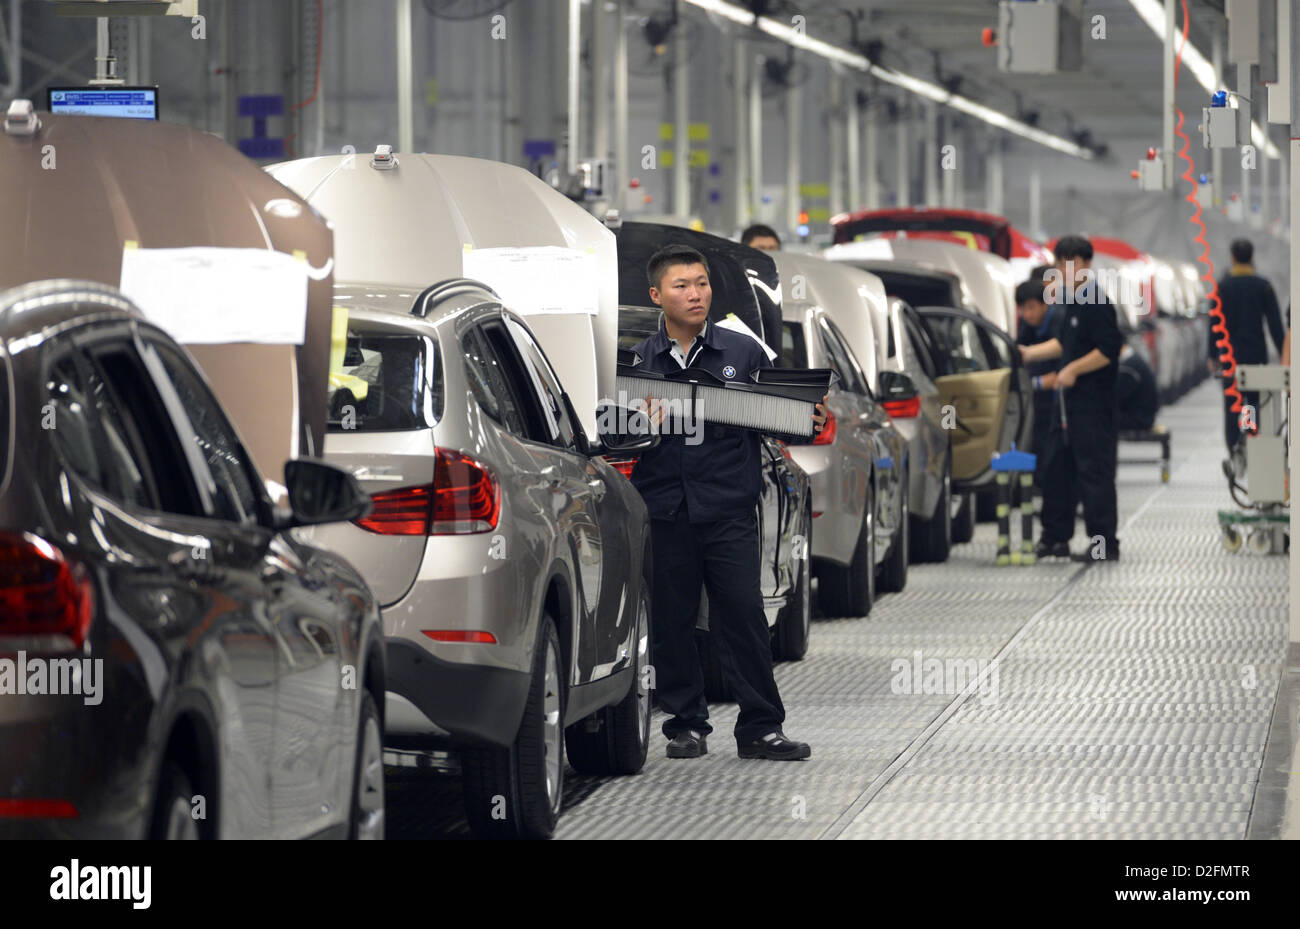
[878,370,918,401]
[280,459,373,528]
[594,401,660,454]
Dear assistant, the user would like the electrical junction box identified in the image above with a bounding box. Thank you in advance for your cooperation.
[1137,153,1166,191]
[1202,105,1240,148]
[997,0,1083,74]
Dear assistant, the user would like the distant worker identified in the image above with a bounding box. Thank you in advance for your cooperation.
[740,224,782,252]
[1019,235,1124,563]
[1210,238,1285,459]
[1115,344,1158,433]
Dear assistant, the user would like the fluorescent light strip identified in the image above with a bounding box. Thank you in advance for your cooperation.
[1128,0,1281,158]
[683,0,1095,160]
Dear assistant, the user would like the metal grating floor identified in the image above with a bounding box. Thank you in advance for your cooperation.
[385,379,1289,839]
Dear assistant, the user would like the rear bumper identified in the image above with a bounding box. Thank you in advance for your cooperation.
[789,445,861,568]
[384,637,531,750]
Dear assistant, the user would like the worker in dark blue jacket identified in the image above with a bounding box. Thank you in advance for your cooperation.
[628,243,824,761]
[1020,235,1125,563]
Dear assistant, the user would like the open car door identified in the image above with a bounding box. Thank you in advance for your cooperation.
[916,307,1032,488]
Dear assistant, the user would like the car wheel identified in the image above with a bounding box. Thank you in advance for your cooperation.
[149,762,202,840]
[818,495,875,618]
[462,615,565,839]
[951,490,975,544]
[878,482,909,593]
[565,578,652,776]
[774,498,812,661]
[912,461,953,563]
[348,691,385,840]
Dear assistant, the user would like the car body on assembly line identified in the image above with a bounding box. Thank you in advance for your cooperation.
[0,280,385,840]
[772,254,912,617]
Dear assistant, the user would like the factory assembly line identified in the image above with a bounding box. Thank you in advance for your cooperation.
[0,0,1296,912]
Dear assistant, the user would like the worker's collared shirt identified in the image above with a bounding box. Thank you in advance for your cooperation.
[629,313,772,523]
[668,320,708,369]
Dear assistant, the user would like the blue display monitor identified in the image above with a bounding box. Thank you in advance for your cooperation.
[47,86,159,120]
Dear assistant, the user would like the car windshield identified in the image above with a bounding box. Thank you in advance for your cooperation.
[327,330,442,432]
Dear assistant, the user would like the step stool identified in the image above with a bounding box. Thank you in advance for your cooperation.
[992,444,1037,566]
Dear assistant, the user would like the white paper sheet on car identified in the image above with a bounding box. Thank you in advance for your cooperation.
[119,245,309,344]
[462,245,600,316]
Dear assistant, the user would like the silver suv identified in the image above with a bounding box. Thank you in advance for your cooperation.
[310,280,657,839]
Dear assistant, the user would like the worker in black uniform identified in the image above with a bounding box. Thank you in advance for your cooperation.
[1209,239,1285,460]
[1020,235,1125,563]
[628,244,824,761]
[1015,277,1072,556]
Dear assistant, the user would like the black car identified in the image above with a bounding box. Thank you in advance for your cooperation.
[0,280,386,839]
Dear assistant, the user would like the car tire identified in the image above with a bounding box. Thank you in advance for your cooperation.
[818,496,875,618]
[951,490,975,544]
[461,616,565,839]
[774,499,812,661]
[149,762,202,840]
[878,482,909,593]
[348,691,385,840]
[564,579,652,776]
[912,461,952,563]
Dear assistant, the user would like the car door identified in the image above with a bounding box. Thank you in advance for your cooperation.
[473,317,606,688]
[502,315,632,680]
[139,335,347,840]
[917,307,1032,486]
[44,325,280,839]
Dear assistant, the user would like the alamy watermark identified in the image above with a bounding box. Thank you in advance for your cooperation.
[0,651,103,706]
[890,650,999,705]
[598,391,704,446]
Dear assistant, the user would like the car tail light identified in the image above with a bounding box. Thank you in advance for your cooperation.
[0,798,79,819]
[0,532,93,651]
[355,449,500,536]
[421,630,497,644]
[882,396,922,418]
[811,408,837,446]
[603,456,637,480]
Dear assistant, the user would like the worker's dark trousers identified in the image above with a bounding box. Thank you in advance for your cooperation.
[650,507,785,745]
[1223,389,1260,454]
[1068,402,1119,550]
[1036,425,1077,545]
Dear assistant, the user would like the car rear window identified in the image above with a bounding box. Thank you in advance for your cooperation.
[328,330,442,432]
[781,322,807,368]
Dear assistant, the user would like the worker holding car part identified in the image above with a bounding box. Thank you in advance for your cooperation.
[628,243,825,762]
[1019,235,1124,564]
[1015,277,1071,555]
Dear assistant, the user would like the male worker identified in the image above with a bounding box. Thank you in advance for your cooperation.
[628,244,823,761]
[1014,277,1071,556]
[740,224,782,251]
[1019,235,1125,563]
[1209,239,1285,459]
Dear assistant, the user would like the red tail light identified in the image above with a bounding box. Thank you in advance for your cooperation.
[0,798,79,819]
[812,408,837,446]
[421,630,498,644]
[355,449,500,536]
[0,532,93,651]
[603,456,637,480]
[882,396,922,418]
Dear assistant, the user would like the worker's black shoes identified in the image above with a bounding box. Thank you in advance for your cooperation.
[738,731,811,761]
[1071,544,1120,564]
[666,731,708,758]
[1034,540,1071,560]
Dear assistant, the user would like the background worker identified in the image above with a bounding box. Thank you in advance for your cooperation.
[628,244,824,761]
[1115,344,1158,433]
[1209,239,1286,462]
[1015,277,1071,557]
[740,224,782,251]
[1019,235,1124,563]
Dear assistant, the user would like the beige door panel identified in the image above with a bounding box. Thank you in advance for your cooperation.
[935,369,1010,480]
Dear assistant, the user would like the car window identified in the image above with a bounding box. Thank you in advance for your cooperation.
[148,342,264,526]
[479,321,555,445]
[328,329,442,433]
[927,315,994,373]
[818,318,867,396]
[902,315,938,382]
[45,350,161,511]
[504,316,577,449]
[781,322,808,368]
[461,324,528,437]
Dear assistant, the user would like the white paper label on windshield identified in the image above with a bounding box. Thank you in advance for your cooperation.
[119,246,309,345]
[462,245,599,316]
